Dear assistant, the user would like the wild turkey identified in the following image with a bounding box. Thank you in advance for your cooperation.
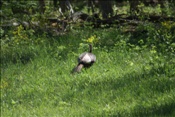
[72,44,96,73]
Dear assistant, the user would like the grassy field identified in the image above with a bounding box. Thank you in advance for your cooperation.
[1,26,175,117]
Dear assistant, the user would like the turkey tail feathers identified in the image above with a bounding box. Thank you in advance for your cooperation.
[72,64,84,73]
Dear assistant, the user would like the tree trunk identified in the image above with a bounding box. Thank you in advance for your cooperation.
[59,0,74,16]
[39,0,45,14]
[129,0,139,15]
[99,1,113,19]
[53,0,58,8]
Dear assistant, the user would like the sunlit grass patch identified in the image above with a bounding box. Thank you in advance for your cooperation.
[1,27,175,117]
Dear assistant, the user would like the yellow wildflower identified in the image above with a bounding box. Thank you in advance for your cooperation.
[86,35,99,44]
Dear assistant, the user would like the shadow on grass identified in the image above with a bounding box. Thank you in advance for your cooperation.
[68,64,175,116]
[1,52,35,67]
[132,101,175,117]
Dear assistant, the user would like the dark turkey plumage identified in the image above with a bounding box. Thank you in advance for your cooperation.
[72,44,96,73]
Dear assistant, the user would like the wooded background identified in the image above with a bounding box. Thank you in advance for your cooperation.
[1,0,175,35]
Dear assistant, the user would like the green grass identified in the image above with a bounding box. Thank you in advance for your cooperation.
[1,28,175,117]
